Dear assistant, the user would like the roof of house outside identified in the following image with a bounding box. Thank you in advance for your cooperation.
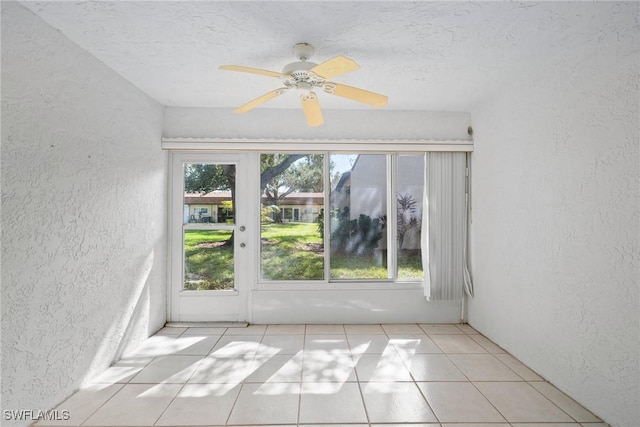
[184,191,325,205]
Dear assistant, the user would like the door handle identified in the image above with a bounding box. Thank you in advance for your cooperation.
[239,226,246,232]
[240,243,246,248]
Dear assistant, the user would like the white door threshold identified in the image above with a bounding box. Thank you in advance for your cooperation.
[165,321,249,328]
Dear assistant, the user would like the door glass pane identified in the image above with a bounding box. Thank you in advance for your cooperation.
[182,163,236,291]
[260,154,325,281]
[183,164,235,224]
[397,155,424,280]
[184,229,234,290]
[329,154,388,279]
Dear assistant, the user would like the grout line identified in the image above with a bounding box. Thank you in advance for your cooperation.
[75,383,126,427]
[224,382,246,426]
[151,383,186,427]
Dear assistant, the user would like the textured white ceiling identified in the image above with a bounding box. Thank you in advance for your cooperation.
[20,1,633,112]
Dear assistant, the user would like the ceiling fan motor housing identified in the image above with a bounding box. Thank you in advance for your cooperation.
[282,61,324,89]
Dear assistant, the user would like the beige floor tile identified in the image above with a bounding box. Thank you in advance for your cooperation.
[403,353,468,381]
[227,382,300,424]
[124,335,180,357]
[302,350,357,382]
[129,355,203,384]
[246,354,303,383]
[530,382,601,422]
[82,383,181,426]
[223,324,267,335]
[188,354,256,384]
[511,423,581,427]
[209,334,262,356]
[430,334,488,353]
[370,425,440,427]
[354,353,413,382]
[90,356,153,384]
[469,334,506,353]
[47,324,606,427]
[361,381,438,423]
[455,324,479,334]
[382,323,424,335]
[448,353,522,381]
[419,323,465,334]
[305,324,346,334]
[154,326,187,336]
[155,383,241,426]
[441,424,510,427]
[475,381,574,422]
[265,324,306,334]
[172,335,221,355]
[347,334,397,354]
[34,384,123,426]
[299,382,368,423]
[305,425,369,427]
[344,324,386,334]
[389,334,443,355]
[258,334,305,355]
[418,382,507,423]
[494,353,544,381]
[304,334,350,352]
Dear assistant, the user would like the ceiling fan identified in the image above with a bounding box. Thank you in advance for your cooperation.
[219,43,388,127]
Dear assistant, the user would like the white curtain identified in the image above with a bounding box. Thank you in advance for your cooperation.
[421,152,468,301]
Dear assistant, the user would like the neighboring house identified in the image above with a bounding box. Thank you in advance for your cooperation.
[330,170,351,215]
[184,191,234,223]
[333,155,424,250]
[276,192,324,223]
[184,191,324,223]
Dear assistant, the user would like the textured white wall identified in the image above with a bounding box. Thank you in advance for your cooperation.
[468,3,639,426]
[1,2,167,424]
[163,107,472,141]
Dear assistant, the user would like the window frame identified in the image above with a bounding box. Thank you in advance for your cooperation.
[164,138,473,295]
[256,150,426,290]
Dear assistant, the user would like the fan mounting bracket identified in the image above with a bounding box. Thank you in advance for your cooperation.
[292,43,314,61]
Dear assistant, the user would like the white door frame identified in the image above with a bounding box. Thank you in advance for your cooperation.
[169,152,256,322]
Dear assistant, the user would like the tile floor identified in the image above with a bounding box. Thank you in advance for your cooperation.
[37,324,608,427]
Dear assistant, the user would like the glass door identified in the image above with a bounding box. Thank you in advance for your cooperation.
[170,153,250,322]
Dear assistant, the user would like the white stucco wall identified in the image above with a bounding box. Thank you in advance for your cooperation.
[467,3,639,426]
[163,107,472,141]
[1,2,167,424]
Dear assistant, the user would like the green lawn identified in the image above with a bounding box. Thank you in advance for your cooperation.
[184,229,234,290]
[261,223,324,280]
[184,223,423,289]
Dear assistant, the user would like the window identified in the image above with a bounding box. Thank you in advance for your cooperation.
[183,163,236,290]
[329,154,388,279]
[396,155,425,280]
[259,152,425,283]
[260,154,325,281]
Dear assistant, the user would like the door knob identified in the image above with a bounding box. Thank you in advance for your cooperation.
[240,243,246,248]
[239,226,246,232]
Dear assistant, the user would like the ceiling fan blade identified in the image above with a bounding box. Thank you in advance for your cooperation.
[219,65,283,78]
[234,88,288,114]
[300,92,324,127]
[309,55,360,80]
[323,82,388,107]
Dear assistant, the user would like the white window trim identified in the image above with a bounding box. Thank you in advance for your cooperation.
[166,139,473,294]
[254,151,427,289]
[161,137,473,153]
